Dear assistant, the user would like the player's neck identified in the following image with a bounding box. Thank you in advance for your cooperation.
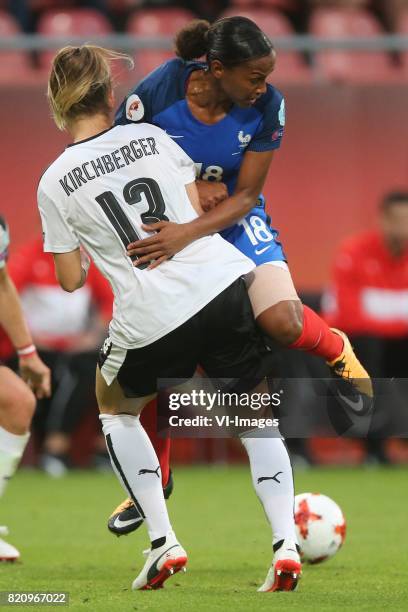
[187,69,231,117]
[70,114,112,144]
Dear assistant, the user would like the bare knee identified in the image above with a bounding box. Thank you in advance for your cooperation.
[0,370,36,434]
[95,367,154,417]
[257,300,303,346]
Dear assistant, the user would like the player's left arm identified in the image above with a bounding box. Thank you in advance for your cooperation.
[127,149,275,266]
[127,90,284,265]
[0,217,51,398]
[0,266,51,398]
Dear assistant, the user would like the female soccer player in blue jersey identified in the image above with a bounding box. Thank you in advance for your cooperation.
[110,17,372,580]
[116,17,371,399]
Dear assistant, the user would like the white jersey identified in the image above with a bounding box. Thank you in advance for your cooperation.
[38,123,254,349]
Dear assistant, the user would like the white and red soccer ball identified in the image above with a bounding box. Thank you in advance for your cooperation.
[294,493,346,564]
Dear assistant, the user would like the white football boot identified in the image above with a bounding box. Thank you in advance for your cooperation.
[0,526,20,562]
[258,539,302,592]
[132,531,187,590]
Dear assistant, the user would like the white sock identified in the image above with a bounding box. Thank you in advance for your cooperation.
[0,425,30,497]
[241,433,298,545]
[100,413,172,542]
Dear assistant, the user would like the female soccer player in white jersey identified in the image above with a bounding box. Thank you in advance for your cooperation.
[40,45,302,592]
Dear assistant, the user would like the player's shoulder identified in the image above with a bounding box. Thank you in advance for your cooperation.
[112,122,173,149]
[116,58,193,124]
[338,231,379,257]
[138,57,188,88]
[343,230,379,250]
[37,146,79,201]
[38,151,67,193]
[254,83,285,117]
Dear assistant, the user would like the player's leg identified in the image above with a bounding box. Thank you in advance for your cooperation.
[246,263,373,401]
[96,364,186,590]
[240,431,301,591]
[105,317,202,539]
[0,365,35,561]
[140,403,171,488]
[200,279,301,591]
[108,399,173,536]
[98,333,198,588]
[227,208,372,400]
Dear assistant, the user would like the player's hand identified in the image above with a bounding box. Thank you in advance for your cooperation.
[196,180,228,212]
[127,221,194,270]
[19,353,51,399]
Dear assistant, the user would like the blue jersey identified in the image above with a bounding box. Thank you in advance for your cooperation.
[115,59,287,265]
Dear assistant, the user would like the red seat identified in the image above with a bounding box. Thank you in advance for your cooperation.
[127,8,195,36]
[127,8,195,78]
[37,8,113,70]
[310,7,397,82]
[221,9,311,83]
[397,10,408,75]
[0,11,33,82]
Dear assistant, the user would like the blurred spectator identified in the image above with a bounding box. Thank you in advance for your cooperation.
[6,237,113,476]
[180,0,229,22]
[323,191,408,463]
[7,0,31,32]
[7,0,110,33]
[308,0,370,8]
[375,0,408,30]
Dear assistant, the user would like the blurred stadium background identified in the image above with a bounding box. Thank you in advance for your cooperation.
[1,0,408,472]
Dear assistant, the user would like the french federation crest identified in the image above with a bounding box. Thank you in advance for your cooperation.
[238,131,252,148]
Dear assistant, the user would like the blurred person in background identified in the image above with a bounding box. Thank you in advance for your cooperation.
[6,236,113,477]
[0,216,50,560]
[8,0,110,32]
[180,0,230,22]
[375,0,408,30]
[308,0,371,8]
[7,0,31,32]
[323,191,408,463]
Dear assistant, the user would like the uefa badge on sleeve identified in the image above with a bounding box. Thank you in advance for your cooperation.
[126,94,145,122]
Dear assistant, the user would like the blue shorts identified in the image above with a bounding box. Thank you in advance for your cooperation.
[220,203,286,266]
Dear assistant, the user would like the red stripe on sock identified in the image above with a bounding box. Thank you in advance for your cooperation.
[288,305,344,362]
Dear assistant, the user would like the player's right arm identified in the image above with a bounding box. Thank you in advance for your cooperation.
[37,182,88,293]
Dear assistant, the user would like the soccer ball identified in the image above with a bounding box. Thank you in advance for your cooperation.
[294,493,346,564]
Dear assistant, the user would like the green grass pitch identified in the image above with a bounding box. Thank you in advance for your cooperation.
[1,466,407,611]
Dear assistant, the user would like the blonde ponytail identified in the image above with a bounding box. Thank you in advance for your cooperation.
[48,45,133,130]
